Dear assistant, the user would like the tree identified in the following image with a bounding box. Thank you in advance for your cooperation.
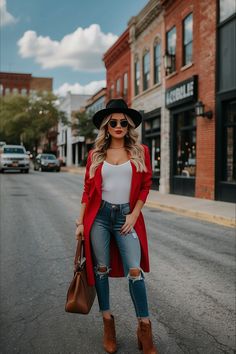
[0,94,29,144]
[0,92,68,154]
[72,110,97,141]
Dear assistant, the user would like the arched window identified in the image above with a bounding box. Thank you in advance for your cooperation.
[123,72,128,99]
[110,84,114,99]
[154,39,161,84]
[134,56,140,96]
[143,50,150,91]
[116,78,121,96]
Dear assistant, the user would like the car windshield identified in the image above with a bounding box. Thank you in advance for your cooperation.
[41,155,56,160]
[4,147,25,154]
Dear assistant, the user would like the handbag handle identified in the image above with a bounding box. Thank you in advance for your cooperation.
[74,237,84,270]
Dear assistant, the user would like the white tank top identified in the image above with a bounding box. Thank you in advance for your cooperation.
[101,160,132,204]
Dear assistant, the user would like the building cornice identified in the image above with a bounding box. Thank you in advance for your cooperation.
[128,0,162,40]
[103,28,130,68]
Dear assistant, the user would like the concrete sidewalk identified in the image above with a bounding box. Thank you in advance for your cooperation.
[61,165,235,228]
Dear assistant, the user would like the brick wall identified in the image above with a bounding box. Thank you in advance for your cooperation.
[30,77,53,92]
[164,0,216,199]
[103,29,131,106]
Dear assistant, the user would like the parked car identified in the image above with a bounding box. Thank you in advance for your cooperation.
[34,153,61,172]
[0,144,30,173]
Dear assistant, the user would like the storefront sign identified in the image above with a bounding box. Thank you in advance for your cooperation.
[166,76,198,108]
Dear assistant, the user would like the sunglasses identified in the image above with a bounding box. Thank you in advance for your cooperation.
[108,119,128,128]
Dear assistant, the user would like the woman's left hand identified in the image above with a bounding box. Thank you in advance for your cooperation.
[120,212,139,235]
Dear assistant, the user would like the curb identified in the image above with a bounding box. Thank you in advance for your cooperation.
[145,200,235,228]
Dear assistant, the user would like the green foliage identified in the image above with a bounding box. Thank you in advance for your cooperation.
[0,92,68,152]
[72,110,96,141]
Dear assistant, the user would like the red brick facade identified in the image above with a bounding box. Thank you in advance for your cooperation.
[0,72,53,96]
[103,28,131,106]
[163,0,217,199]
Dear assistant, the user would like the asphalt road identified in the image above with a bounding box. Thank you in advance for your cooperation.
[0,169,235,354]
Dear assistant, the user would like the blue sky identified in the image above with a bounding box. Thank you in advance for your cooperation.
[1,0,148,96]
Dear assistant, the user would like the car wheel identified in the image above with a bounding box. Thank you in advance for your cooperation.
[1,169,4,173]
[20,170,24,173]
[25,169,29,173]
[56,168,60,172]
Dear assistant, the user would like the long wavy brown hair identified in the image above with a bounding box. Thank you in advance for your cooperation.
[89,113,147,178]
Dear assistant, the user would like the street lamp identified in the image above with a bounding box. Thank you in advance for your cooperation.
[195,101,213,119]
[164,52,175,75]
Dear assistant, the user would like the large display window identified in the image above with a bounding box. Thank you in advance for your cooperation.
[171,107,196,196]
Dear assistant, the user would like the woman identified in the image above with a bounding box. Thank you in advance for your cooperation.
[75,99,158,354]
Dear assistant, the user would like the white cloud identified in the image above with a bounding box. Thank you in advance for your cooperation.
[55,80,106,97]
[0,0,17,26]
[17,24,118,72]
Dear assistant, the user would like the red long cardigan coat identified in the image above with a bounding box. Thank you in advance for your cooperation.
[81,144,153,286]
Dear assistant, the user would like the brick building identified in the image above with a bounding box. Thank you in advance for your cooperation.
[129,0,164,190]
[103,28,131,106]
[0,72,52,96]
[161,0,217,200]
[0,71,55,154]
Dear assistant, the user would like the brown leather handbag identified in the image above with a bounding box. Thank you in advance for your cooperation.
[65,238,96,314]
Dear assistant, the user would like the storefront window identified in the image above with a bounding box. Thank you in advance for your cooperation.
[183,13,193,65]
[151,137,161,177]
[219,0,236,22]
[175,110,196,177]
[144,115,161,180]
[224,100,236,182]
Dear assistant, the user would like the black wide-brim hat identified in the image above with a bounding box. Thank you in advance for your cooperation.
[92,98,142,129]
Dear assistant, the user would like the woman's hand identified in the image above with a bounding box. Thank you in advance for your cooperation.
[75,224,84,240]
[120,212,139,235]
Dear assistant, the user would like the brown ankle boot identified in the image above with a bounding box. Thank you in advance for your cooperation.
[137,320,158,354]
[103,315,117,353]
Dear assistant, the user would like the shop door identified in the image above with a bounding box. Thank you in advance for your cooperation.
[146,136,160,190]
[216,98,236,202]
[171,109,196,196]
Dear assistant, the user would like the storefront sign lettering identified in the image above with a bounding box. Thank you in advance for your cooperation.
[166,76,198,108]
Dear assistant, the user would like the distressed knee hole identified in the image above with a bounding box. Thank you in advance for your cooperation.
[94,265,111,279]
[98,266,108,272]
[127,268,144,282]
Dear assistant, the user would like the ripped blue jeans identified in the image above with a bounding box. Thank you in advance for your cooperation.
[90,199,149,318]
